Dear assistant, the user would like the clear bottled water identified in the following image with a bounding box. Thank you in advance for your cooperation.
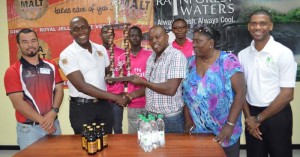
[157,114,165,147]
[137,113,165,152]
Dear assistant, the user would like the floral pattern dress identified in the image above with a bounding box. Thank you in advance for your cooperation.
[182,51,243,147]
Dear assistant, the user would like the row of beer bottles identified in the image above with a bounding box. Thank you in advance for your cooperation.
[81,122,108,155]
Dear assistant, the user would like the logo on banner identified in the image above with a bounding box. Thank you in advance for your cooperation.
[14,0,48,20]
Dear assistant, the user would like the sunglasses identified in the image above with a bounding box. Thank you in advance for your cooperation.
[194,26,214,39]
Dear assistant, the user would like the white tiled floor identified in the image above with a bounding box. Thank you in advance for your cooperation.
[1,149,300,157]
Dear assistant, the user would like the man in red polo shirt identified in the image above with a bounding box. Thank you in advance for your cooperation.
[4,28,63,149]
[172,18,194,58]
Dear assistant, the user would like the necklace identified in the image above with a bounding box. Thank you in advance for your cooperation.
[200,50,217,67]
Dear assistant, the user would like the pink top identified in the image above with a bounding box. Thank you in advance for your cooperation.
[128,48,152,108]
[106,46,126,94]
[172,38,194,58]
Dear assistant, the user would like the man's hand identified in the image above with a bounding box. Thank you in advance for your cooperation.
[40,111,57,133]
[114,94,128,107]
[245,116,262,140]
[129,75,144,86]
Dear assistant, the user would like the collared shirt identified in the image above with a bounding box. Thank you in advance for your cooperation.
[238,36,297,107]
[172,38,194,58]
[106,45,126,94]
[59,40,109,99]
[145,45,187,114]
[4,57,63,123]
[127,48,152,108]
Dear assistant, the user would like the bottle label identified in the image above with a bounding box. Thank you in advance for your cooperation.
[87,141,97,153]
[103,135,108,146]
[81,137,86,149]
[97,139,102,150]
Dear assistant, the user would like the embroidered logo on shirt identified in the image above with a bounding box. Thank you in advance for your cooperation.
[62,59,68,65]
[97,51,103,56]
[25,71,35,77]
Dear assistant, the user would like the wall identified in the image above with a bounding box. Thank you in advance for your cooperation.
[0,0,299,146]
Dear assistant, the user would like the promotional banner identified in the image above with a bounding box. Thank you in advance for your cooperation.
[154,0,300,80]
[7,0,154,83]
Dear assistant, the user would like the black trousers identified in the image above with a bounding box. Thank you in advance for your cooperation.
[245,104,293,157]
[69,99,113,134]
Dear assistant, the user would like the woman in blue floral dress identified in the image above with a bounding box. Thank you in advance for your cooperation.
[182,26,246,157]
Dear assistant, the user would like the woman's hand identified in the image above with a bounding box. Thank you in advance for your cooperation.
[214,124,234,144]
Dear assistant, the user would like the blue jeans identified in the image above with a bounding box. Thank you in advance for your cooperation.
[17,119,61,150]
[163,110,184,133]
[112,103,124,134]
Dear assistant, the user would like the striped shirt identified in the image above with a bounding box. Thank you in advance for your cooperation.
[145,45,187,114]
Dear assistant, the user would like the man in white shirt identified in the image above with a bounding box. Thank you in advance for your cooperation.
[59,16,126,134]
[239,10,297,157]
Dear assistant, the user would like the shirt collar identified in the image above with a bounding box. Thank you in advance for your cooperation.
[154,44,172,62]
[72,40,95,53]
[250,36,274,54]
[20,56,44,68]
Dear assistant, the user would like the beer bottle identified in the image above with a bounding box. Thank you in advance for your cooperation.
[96,125,103,151]
[87,128,97,155]
[81,124,88,150]
[92,123,97,131]
[100,123,108,148]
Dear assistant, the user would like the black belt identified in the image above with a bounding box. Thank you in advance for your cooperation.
[23,121,39,125]
[70,97,101,103]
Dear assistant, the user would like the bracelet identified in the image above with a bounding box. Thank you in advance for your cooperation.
[126,93,133,101]
[131,92,136,99]
[226,121,235,126]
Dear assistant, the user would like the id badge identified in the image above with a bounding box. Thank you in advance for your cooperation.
[40,68,51,74]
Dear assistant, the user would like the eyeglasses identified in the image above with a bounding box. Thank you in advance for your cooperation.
[71,25,90,33]
[194,26,214,39]
[172,25,187,30]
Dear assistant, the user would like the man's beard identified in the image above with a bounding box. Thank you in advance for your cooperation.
[22,50,38,57]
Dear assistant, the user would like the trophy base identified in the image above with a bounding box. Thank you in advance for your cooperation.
[105,76,134,82]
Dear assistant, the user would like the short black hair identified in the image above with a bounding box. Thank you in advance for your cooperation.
[129,26,143,36]
[249,9,273,22]
[101,25,114,34]
[172,18,187,27]
[16,28,38,44]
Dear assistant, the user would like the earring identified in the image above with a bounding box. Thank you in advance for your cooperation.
[210,46,212,49]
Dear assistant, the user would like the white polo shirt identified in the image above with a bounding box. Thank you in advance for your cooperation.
[238,36,297,107]
[59,40,109,99]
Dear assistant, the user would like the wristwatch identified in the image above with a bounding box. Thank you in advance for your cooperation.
[256,115,261,123]
[52,107,59,113]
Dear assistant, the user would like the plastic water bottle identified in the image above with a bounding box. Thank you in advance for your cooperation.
[142,119,153,152]
[157,114,165,147]
[137,114,144,145]
[149,116,159,149]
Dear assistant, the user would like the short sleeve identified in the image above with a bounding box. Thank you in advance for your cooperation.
[223,53,243,78]
[59,49,79,76]
[4,65,23,95]
[278,49,297,87]
[51,60,63,84]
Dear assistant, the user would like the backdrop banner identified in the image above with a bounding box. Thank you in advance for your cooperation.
[154,0,300,80]
[7,0,153,84]
[6,0,300,80]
